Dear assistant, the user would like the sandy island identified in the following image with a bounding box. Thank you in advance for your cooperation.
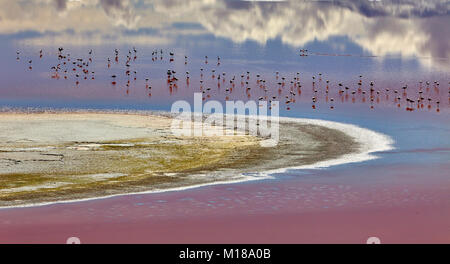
[0,111,379,207]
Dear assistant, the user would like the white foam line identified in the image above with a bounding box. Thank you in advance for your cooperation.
[264,116,395,173]
[0,174,269,210]
[0,115,394,210]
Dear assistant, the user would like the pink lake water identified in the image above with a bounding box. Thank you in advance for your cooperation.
[0,0,449,243]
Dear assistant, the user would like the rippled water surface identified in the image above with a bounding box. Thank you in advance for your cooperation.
[0,0,448,114]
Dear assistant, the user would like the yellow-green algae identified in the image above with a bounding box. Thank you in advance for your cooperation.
[0,112,359,207]
[0,135,262,205]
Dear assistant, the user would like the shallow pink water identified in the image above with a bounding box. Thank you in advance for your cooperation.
[1,162,449,244]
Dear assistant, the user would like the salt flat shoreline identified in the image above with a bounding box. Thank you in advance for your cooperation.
[0,110,394,209]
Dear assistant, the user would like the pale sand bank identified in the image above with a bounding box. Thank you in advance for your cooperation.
[0,111,393,207]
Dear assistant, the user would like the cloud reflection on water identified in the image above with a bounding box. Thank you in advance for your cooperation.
[0,0,448,69]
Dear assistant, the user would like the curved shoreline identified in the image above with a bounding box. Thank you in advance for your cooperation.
[0,110,394,209]
[269,117,394,172]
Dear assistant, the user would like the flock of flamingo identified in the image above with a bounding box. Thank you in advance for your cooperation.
[15,47,448,113]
